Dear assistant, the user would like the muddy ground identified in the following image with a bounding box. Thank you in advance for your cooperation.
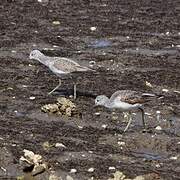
[0,0,180,179]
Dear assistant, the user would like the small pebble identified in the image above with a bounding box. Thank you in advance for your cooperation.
[108,167,116,170]
[66,175,74,180]
[162,89,169,92]
[78,126,83,129]
[22,85,28,88]
[90,27,96,31]
[155,164,161,168]
[145,112,151,116]
[29,96,36,100]
[0,167,6,172]
[155,126,162,131]
[156,111,161,114]
[145,81,153,88]
[89,61,96,65]
[88,168,94,172]
[70,169,77,173]
[53,45,59,48]
[170,156,178,160]
[174,90,180,94]
[111,115,118,120]
[118,141,125,146]
[52,21,60,25]
[55,143,66,148]
[102,124,108,129]
[94,112,101,116]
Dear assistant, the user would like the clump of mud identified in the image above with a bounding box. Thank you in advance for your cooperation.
[41,97,79,117]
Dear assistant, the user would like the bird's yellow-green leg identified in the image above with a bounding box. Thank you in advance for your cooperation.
[48,79,61,95]
[73,83,77,99]
[138,107,146,129]
[123,112,133,132]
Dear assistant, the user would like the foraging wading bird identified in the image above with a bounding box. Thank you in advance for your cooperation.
[29,50,94,99]
[95,90,158,132]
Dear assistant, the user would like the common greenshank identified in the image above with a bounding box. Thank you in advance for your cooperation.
[29,50,94,99]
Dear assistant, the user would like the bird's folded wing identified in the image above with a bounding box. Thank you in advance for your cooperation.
[53,58,92,73]
[110,90,147,104]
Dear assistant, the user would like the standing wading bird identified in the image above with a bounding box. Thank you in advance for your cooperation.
[95,90,158,132]
[29,50,94,99]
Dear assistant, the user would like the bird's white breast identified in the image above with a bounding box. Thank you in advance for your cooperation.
[110,101,142,111]
[49,62,67,76]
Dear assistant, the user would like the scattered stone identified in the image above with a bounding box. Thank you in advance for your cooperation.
[52,21,60,25]
[0,167,6,172]
[70,169,77,173]
[112,115,118,120]
[19,149,47,178]
[41,104,59,114]
[155,126,162,131]
[42,141,54,151]
[170,156,178,160]
[108,171,126,180]
[133,175,145,180]
[162,88,169,92]
[22,85,28,88]
[55,143,66,148]
[144,112,151,116]
[145,81,153,88]
[49,174,62,180]
[41,97,79,117]
[66,175,74,180]
[118,141,125,146]
[90,27,96,31]
[78,125,83,129]
[29,96,36,100]
[102,124,108,129]
[94,112,101,116]
[109,167,116,170]
[89,61,96,67]
[88,168,95,172]
[155,163,161,168]
[21,149,42,165]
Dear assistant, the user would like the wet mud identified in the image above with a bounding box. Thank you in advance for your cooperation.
[0,0,180,179]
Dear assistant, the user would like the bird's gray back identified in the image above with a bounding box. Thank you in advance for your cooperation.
[52,57,91,73]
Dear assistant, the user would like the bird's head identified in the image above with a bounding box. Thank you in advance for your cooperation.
[95,95,109,107]
[29,50,43,60]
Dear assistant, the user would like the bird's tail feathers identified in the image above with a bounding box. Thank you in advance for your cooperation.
[77,65,95,72]
[142,93,164,99]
